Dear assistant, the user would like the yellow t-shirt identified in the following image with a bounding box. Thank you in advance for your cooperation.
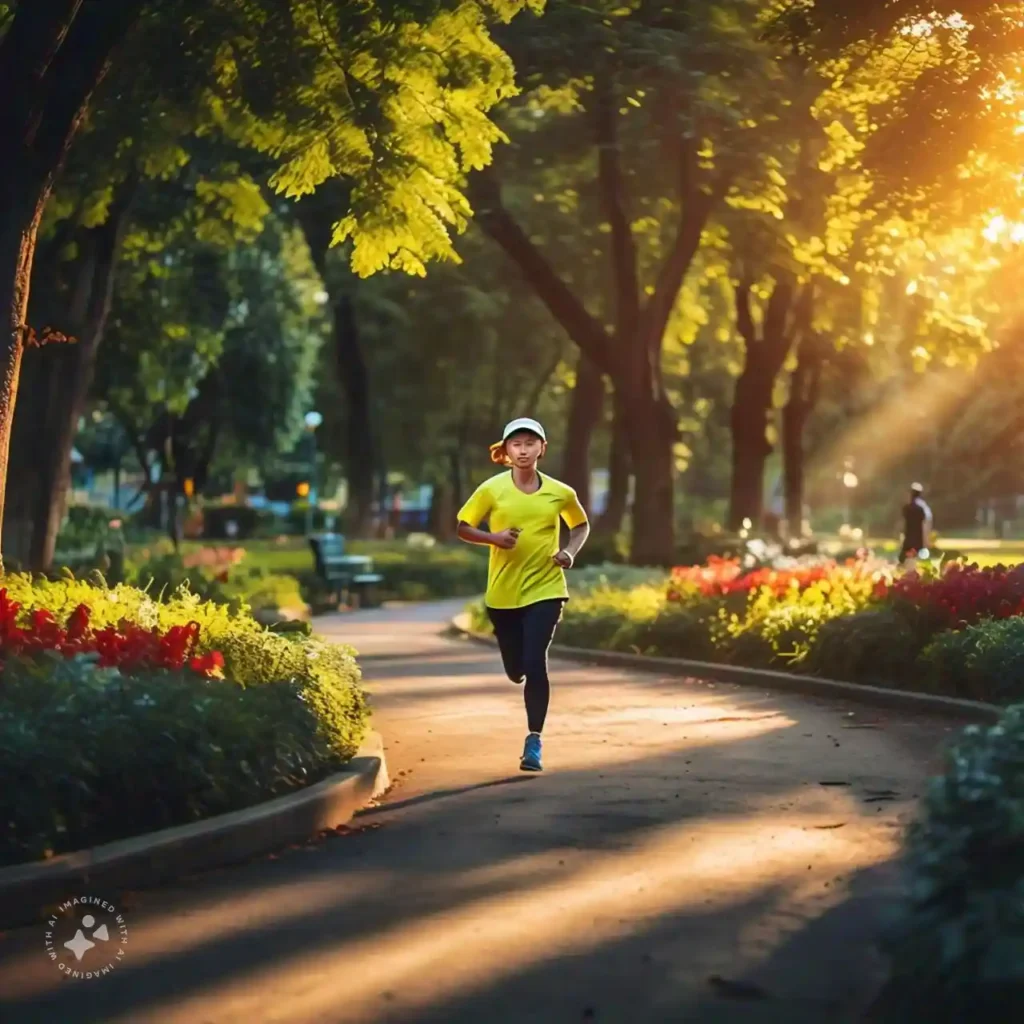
[458,471,589,610]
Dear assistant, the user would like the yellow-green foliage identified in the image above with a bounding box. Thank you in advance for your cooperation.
[469,562,883,669]
[1,571,370,864]
[721,573,879,663]
[0,572,368,756]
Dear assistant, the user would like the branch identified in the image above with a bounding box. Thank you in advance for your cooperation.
[593,77,639,342]
[763,278,795,352]
[108,403,150,486]
[469,169,617,377]
[524,347,565,413]
[637,180,724,358]
[79,174,137,361]
[735,277,757,349]
[806,342,825,411]
[0,1,82,118]
[33,2,147,175]
[293,180,350,278]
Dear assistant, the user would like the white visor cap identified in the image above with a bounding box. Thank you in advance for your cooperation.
[502,417,546,442]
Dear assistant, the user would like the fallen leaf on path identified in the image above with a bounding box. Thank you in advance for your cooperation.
[818,780,851,786]
[708,976,770,1000]
[809,823,847,830]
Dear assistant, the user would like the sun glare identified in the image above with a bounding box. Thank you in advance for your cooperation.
[901,11,973,39]
[983,213,1024,244]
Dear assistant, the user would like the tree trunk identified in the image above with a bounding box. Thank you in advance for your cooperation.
[561,353,603,508]
[781,333,825,539]
[624,394,676,566]
[781,397,805,540]
[468,79,729,566]
[4,191,133,570]
[428,476,455,541]
[293,189,376,541]
[0,2,143,561]
[334,292,375,539]
[0,198,45,566]
[727,279,800,531]
[728,366,776,532]
[597,390,630,536]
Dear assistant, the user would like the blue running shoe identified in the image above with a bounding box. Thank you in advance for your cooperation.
[520,732,543,772]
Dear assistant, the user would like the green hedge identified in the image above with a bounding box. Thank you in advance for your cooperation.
[468,566,1024,706]
[871,705,1024,1021]
[363,545,486,601]
[917,617,1024,704]
[126,549,306,611]
[803,607,926,686]
[113,539,488,610]
[0,576,368,866]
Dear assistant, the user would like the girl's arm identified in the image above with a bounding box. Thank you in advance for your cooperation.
[458,522,496,546]
[555,521,591,567]
[458,522,519,549]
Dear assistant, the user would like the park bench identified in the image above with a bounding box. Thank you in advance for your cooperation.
[309,533,384,608]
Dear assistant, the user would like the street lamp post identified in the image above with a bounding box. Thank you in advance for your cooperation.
[304,410,323,535]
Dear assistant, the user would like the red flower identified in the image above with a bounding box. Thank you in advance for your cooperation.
[886,562,1024,627]
[0,589,223,679]
[189,650,225,678]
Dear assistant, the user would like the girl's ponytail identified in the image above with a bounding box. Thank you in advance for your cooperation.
[489,441,510,466]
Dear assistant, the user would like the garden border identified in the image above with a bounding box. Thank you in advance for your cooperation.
[0,731,389,930]
[451,614,1002,724]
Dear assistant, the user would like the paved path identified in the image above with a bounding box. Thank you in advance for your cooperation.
[0,601,962,1023]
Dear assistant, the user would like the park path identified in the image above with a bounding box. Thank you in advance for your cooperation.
[0,600,962,1023]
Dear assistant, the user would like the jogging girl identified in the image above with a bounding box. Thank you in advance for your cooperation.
[457,417,590,772]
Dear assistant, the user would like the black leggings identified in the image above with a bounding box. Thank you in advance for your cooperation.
[487,599,564,734]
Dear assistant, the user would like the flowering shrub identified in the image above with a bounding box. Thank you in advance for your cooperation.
[0,589,224,677]
[716,568,882,666]
[0,574,368,866]
[668,555,743,598]
[669,555,887,601]
[470,554,1024,698]
[877,561,1024,629]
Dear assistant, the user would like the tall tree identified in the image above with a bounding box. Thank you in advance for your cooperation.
[0,0,538,561]
[292,183,379,537]
[470,0,779,563]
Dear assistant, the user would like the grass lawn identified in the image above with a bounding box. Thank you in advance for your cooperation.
[138,537,481,575]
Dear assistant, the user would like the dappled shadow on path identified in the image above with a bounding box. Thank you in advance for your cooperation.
[0,620,955,1024]
[0,733,920,1024]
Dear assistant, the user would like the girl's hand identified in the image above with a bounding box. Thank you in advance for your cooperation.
[553,550,573,569]
[491,528,521,550]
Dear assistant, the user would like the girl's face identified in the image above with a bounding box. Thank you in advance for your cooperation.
[505,431,546,467]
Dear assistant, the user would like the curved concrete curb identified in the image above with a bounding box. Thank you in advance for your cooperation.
[0,731,389,930]
[451,613,1001,724]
